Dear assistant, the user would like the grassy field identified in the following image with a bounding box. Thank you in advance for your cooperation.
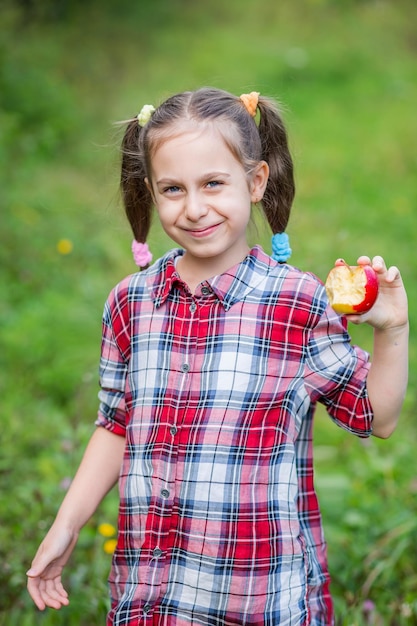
[1,0,416,623]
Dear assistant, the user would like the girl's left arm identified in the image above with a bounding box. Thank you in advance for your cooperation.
[344,255,409,439]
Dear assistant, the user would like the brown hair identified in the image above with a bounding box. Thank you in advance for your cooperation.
[120,87,295,242]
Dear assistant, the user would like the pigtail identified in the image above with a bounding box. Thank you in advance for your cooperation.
[120,119,153,243]
[257,98,295,234]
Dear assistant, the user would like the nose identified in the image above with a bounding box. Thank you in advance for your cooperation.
[184,190,208,222]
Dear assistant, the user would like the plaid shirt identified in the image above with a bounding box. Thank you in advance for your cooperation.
[97,246,373,626]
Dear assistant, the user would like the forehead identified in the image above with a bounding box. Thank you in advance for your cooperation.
[148,119,241,161]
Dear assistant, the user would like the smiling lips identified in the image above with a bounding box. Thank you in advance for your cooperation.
[184,223,222,238]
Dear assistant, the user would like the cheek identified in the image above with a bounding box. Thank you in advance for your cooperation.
[155,203,178,229]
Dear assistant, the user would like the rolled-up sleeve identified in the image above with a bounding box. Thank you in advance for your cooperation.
[95,281,131,437]
[304,300,373,437]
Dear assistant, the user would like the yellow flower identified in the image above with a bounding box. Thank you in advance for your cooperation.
[103,539,117,554]
[98,522,116,538]
[57,238,73,255]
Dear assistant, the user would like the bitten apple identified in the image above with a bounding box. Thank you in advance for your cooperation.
[325,263,379,314]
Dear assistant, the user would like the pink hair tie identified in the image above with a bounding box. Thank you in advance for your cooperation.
[132,240,152,267]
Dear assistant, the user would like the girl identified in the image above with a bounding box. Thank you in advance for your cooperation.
[27,87,408,625]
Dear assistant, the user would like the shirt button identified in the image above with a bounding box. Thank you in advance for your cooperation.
[152,547,163,558]
[201,286,211,295]
[160,488,170,498]
[170,425,178,436]
[190,302,197,313]
[180,363,190,373]
[143,604,152,614]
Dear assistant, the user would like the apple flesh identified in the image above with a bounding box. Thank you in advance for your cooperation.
[325,264,379,314]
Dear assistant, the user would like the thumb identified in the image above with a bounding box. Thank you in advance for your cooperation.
[26,556,49,577]
[27,529,78,579]
[26,543,61,577]
[26,566,41,577]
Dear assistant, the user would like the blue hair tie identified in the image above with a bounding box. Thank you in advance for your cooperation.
[271,232,292,262]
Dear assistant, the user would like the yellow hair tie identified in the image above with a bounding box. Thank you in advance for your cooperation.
[137,104,155,127]
[239,91,260,117]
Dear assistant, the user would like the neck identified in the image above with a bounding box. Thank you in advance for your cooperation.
[176,248,250,294]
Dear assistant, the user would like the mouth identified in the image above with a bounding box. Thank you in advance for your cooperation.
[184,223,222,238]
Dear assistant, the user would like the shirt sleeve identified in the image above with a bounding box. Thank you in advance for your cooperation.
[95,280,131,437]
[304,296,373,437]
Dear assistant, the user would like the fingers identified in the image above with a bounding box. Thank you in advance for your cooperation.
[27,575,69,611]
[385,265,401,283]
[27,576,47,611]
[335,256,384,269]
[26,526,77,611]
[26,548,69,611]
[369,257,402,284]
[356,255,384,270]
[42,578,69,609]
[356,256,401,283]
[370,256,386,272]
[356,255,371,266]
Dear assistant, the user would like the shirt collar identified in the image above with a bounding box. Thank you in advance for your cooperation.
[147,246,278,310]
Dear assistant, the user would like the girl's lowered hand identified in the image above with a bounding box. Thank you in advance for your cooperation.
[26,524,79,610]
[342,255,408,331]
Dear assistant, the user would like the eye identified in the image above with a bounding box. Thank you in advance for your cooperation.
[163,185,181,194]
[206,180,222,189]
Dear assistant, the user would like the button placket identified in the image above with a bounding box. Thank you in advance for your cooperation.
[147,289,196,581]
[138,290,204,615]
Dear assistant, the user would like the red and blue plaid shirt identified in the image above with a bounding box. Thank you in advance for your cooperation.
[96,246,373,626]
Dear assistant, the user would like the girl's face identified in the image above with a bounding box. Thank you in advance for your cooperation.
[147,122,268,281]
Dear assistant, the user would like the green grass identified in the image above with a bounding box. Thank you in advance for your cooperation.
[1,0,417,623]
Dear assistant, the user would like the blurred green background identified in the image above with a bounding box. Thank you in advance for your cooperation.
[1,0,416,624]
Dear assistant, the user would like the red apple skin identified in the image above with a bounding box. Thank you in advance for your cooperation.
[325,264,379,315]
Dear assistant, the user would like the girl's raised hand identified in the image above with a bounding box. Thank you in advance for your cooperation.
[26,525,78,610]
[342,255,408,330]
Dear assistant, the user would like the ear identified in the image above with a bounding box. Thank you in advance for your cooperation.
[144,177,156,203]
[250,161,269,203]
